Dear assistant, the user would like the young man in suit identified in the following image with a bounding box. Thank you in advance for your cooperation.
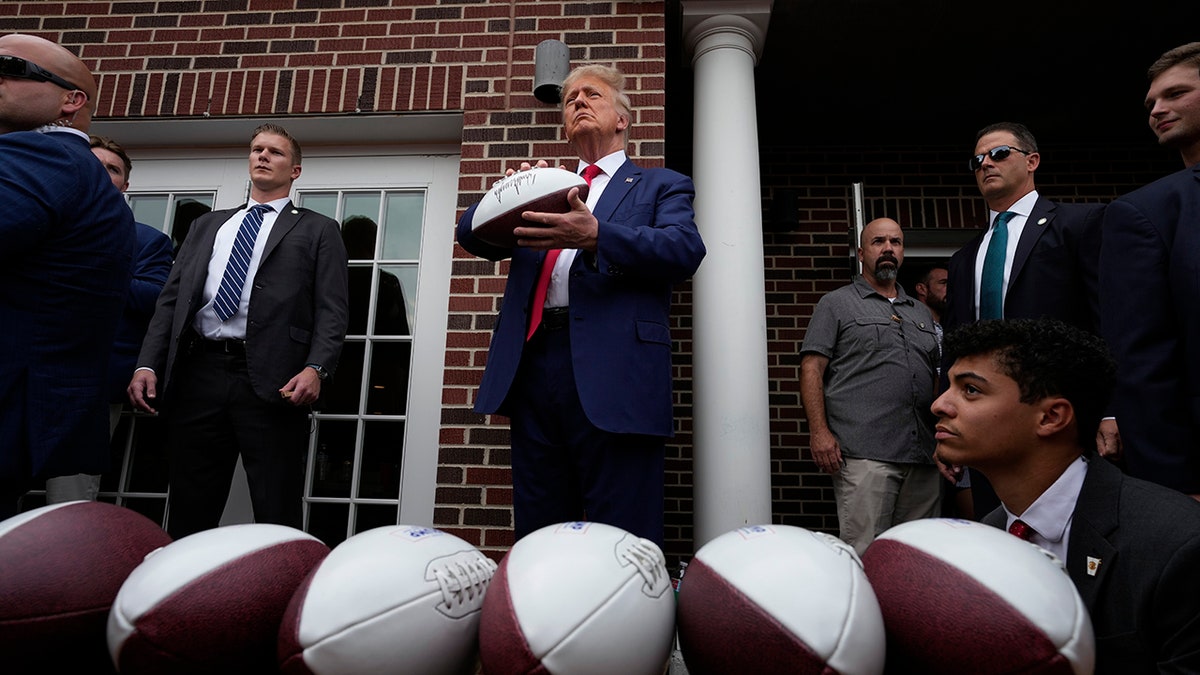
[455,64,706,545]
[129,123,349,538]
[1100,42,1200,499]
[0,34,136,517]
[932,318,1200,674]
[941,122,1110,515]
[41,136,175,505]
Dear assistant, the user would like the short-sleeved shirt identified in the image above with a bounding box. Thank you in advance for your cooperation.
[801,276,939,464]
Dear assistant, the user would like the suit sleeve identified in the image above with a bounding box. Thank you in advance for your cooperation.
[1153,532,1200,670]
[592,170,705,283]
[128,227,174,317]
[1075,203,1105,336]
[1100,198,1194,490]
[305,217,350,375]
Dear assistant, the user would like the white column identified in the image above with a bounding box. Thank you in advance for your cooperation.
[682,2,773,548]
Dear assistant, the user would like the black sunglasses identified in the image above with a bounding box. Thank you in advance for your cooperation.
[968,145,1032,172]
[0,54,83,92]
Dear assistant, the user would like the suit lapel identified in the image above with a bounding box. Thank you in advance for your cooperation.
[261,201,300,263]
[1066,458,1121,612]
[1008,196,1054,290]
[592,160,639,221]
[185,206,240,305]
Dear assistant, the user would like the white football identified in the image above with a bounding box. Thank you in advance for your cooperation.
[676,524,886,675]
[278,524,497,675]
[107,523,329,675]
[479,521,675,675]
[861,518,1094,674]
[469,167,588,247]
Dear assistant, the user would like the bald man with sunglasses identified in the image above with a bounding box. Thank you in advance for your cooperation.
[0,34,136,517]
[941,121,1107,518]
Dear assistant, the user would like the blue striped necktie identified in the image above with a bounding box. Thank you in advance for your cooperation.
[213,204,273,321]
[979,211,1015,320]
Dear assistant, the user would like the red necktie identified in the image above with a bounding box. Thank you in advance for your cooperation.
[1008,519,1034,541]
[526,164,603,340]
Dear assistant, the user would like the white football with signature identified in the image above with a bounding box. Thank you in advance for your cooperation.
[470,167,588,247]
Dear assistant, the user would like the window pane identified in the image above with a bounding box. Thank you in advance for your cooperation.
[341,215,380,261]
[366,341,411,415]
[358,421,404,499]
[307,502,350,547]
[343,193,381,231]
[313,420,357,498]
[355,503,399,534]
[323,341,365,414]
[381,192,424,260]
[171,194,214,250]
[129,195,168,232]
[373,266,410,336]
[298,192,338,220]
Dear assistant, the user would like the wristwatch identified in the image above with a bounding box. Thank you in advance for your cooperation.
[307,363,329,381]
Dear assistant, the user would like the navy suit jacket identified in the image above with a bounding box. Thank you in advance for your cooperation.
[108,222,173,401]
[1100,164,1200,493]
[0,130,136,482]
[455,160,706,437]
[984,458,1200,673]
[137,202,349,405]
[944,195,1104,340]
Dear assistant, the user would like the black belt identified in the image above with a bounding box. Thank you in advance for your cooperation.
[541,307,569,330]
[195,338,246,355]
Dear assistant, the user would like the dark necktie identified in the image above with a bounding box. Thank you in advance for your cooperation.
[525,164,603,341]
[1008,519,1035,541]
[213,204,273,321]
[980,211,1015,320]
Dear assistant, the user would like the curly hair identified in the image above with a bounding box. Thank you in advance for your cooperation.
[943,319,1115,447]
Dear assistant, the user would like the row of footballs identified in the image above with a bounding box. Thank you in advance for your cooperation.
[0,501,1093,675]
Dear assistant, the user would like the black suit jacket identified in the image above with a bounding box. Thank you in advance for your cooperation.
[944,195,1104,339]
[138,201,349,405]
[984,458,1200,674]
[1100,164,1200,493]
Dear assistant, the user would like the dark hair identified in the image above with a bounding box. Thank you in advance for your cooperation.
[975,122,1039,154]
[89,134,132,178]
[1148,42,1200,80]
[252,122,302,164]
[943,319,1115,448]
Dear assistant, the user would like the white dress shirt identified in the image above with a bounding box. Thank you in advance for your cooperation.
[973,190,1039,319]
[544,150,625,308]
[1001,454,1088,565]
[194,196,292,339]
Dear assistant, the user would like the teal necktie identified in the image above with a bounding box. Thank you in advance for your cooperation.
[980,211,1015,320]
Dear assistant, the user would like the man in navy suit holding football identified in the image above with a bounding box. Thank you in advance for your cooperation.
[455,64,706,545]
[0,34,136,517]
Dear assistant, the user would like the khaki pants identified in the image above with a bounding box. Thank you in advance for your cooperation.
[831,457,942,556]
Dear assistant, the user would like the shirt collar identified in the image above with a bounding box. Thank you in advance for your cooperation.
[1003,454,1087,544]
[581,150,627,179]
[989,189,1039,224]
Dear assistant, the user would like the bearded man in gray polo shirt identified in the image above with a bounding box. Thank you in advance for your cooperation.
[800,217,942,555]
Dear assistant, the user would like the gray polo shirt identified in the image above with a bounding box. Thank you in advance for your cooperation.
[801,276,939,464]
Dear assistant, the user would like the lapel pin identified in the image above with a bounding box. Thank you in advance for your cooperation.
[1086,556,1101,576]
[291,209,299,214]
[625,177,634,183]
[1037,217,1047,225]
